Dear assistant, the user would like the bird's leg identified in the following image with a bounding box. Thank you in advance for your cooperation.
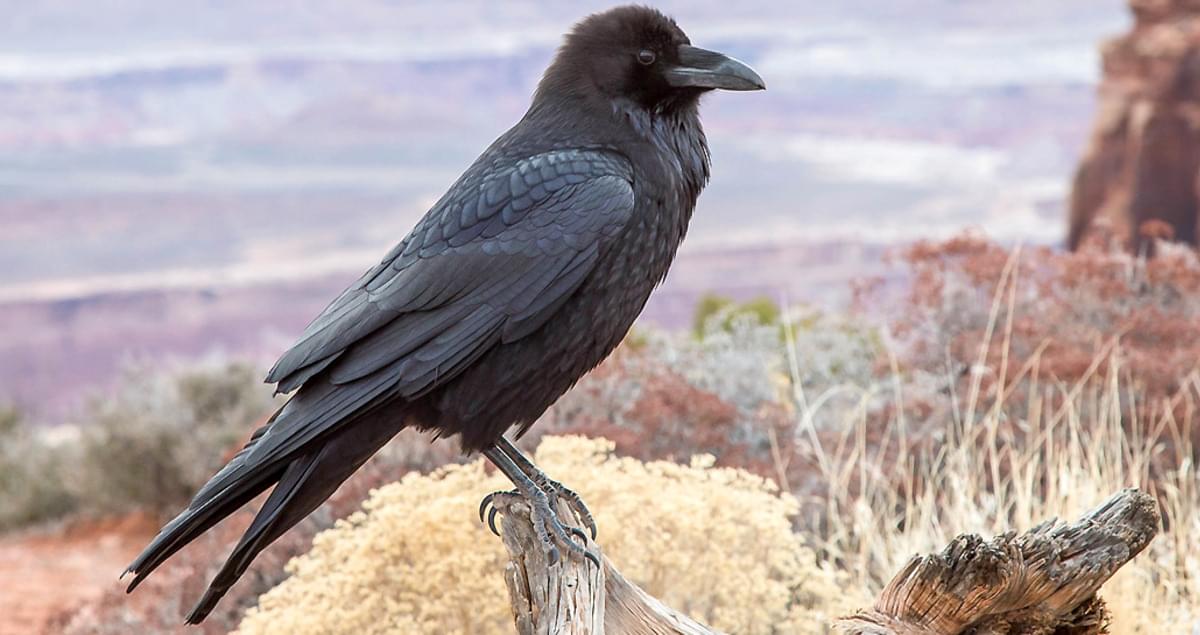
[494,436,597,539]
[479,446,599,567]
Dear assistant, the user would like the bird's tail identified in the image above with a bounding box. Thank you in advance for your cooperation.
[123,408,403,624]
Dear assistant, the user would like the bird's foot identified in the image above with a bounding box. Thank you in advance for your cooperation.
[494,436,598,539]
[527,475,597,541]
[478,487,599,568]
[478,489,514,537]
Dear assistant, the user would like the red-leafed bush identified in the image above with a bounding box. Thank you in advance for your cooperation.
[530,344,794,483]
[870,233,1200,453]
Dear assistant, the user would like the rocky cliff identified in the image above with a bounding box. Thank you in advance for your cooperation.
[1069,0,1200,252]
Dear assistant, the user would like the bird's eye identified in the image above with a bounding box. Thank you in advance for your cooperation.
[637,49,656,65]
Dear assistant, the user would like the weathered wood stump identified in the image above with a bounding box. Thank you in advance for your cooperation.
[495,497,722,635]
[836,489,1160,635]
[496,489,1157,634]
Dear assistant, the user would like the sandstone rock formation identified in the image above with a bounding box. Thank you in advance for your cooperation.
[1069,0,1200,253]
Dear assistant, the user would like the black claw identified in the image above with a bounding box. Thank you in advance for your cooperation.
[487,506,501,536]
[567,526,589,544]
[578,512,598,540]
[482,444,601,568]
[537,504,600,567]
[551,486,598,540]
[478,494,494,525]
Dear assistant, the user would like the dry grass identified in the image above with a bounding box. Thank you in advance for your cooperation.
[792,243,1200,633]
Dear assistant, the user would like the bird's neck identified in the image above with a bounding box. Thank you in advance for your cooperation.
[611,98,710,198]
[522,92,710,200]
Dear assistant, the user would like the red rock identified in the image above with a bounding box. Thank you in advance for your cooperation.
[1069,0,1200,253]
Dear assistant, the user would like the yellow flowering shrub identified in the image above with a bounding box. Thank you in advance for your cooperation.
[236,436,856,635]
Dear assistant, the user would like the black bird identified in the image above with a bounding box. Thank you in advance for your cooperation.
[124,5,763,623]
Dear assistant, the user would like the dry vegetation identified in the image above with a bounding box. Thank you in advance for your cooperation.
[0,362,278,530]
[24,235,1200,633]
[236,436,857,635]
[811,234,1200,632]
[0,405,78,530]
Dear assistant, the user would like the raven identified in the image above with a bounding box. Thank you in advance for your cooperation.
[125,5,763,623]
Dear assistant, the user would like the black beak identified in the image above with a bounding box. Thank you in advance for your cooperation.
[665,45,765,91]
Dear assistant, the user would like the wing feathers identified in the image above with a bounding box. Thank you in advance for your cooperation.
[265,149,634,397]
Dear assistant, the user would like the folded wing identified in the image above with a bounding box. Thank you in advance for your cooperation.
[242,148,635,469]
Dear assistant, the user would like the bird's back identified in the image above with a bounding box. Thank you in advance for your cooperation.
[416,99,711,449]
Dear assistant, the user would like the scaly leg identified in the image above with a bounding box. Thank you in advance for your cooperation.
[479,444,599,567]
[494,436,597,539]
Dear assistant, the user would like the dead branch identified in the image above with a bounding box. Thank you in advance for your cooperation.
[496,497,722,635]
[836,488,1160,635]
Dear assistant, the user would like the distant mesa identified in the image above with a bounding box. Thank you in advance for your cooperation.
[1069,0,1200,254]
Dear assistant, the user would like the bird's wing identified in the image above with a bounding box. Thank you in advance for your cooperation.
[244,148,634,459]
[268,148,633,389]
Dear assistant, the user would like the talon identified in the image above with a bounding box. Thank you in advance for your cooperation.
[478,493,494,524]
[487,506,501,536]
[567,526,589,544]
[482,444,601,568]
[579,514,598,540]
[535,499,600,566]
[558,489,598,539]
[575,507,598,540]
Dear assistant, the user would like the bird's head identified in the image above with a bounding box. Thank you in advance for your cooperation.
[535,6,764,114]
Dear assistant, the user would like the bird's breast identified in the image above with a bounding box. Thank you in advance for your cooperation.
[630,112,710,271]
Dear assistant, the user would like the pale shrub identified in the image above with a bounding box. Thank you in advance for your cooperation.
[237,436,856,635]
[650,317,784,413]
[0,362,279,530]
[0,406,78,530]
[70,361,278,516]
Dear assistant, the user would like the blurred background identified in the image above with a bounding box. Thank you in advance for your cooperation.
[5,1,1200,634]
[1,0,1126,423]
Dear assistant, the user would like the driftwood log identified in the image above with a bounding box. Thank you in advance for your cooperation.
[495,497,722,635]
[495,489,1157,634]
[836,489,1160,635]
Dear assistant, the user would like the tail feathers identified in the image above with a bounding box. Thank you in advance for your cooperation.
[183,412,403,624]
[123,422,281,593]
[184,449,326,624]
[188,413,278,512]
